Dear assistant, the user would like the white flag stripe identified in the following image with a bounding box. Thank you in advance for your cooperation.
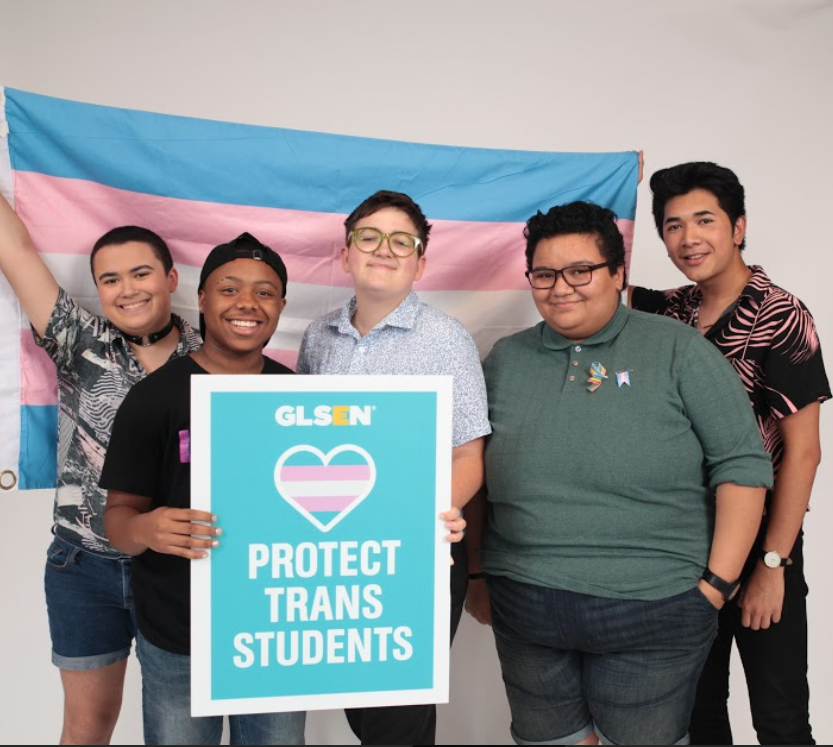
[39,253,543,357]
[278,479,374,499]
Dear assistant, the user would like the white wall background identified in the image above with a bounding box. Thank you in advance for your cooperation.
[0,1,831,743]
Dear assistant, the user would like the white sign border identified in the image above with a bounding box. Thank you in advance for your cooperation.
[191,374,453,716]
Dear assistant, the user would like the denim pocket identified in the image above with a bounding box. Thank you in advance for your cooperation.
[46,537,80,571]
[692,585,721,613]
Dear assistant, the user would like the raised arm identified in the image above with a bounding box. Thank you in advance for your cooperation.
[0,193,60,337]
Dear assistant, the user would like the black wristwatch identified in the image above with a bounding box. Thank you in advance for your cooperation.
[700,568,740,602]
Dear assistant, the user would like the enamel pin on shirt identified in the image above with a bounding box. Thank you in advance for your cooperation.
[616,369,633,388]
[587,362,608,392]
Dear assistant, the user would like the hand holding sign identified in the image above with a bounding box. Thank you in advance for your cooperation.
[191,377,453,715]
[139,507,220,560]
[440,507,466,563]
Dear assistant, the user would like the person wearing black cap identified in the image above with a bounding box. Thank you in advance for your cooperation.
[99,233,304,745]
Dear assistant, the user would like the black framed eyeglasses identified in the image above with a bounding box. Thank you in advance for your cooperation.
[525,261,615,289]
[349,227,423,258]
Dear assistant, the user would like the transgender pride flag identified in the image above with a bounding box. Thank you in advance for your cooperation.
[275,444,377,533]
[0,87,638,491]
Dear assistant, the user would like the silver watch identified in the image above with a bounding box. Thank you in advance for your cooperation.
[762,550,792,568]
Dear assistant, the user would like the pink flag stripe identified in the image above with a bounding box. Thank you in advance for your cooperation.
[293,495,362,513]
[21,341,297,405]
[263,348,299,371]
[16,172,634,293]
[280,465,372,481]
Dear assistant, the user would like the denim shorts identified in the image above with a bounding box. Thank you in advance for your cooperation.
[136,633,306,745]
[44,532,136,670]
[488,575,718,745]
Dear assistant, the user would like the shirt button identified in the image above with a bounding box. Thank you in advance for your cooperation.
[572,361,579,367]
[575,345,582,352]
[569,375,576,381]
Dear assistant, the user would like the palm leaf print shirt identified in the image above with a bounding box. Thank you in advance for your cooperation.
[631,265,830,478]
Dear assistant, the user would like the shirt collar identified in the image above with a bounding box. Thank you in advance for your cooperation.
[173,315,201,353]
[542,301,629,351]
[742,264,770,304]
[333,291,421,337]
[688,264,769,308]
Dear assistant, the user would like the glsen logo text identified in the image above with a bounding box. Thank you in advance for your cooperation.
[275,405,372,426]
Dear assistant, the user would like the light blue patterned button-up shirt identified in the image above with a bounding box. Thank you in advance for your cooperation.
[297,292,491,447]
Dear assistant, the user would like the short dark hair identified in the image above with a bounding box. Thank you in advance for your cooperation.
[90,226,175,280]
[650,161,747,250]
[344,190,432,254]
[524,201,626,283]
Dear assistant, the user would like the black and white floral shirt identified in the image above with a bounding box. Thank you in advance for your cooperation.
[36,288,201,554]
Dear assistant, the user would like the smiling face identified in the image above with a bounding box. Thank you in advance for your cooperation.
[530,232,624,341]
[341,207,426,302]
[661,188,746,284]
[198,258,286,356]
[93,241,178,334]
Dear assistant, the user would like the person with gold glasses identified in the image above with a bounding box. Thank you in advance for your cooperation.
[297,189,489,745]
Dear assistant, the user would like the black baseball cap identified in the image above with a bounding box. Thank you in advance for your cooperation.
[198,232,288,339]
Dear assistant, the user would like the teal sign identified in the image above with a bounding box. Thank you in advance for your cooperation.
[191,376,452,716]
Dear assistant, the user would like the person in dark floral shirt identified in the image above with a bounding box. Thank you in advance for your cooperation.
[630,161,830,745]
[0,194,200,745]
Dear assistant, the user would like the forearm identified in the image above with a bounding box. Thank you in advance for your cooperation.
[708,483,766,580]
[104,503,152,556]
[763,450,819,557]
[0,193,33,260]
[104,491,151,555]
[0,194,59,335]
[450,438,485,510]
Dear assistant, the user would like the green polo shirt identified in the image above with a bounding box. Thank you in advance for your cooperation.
[482,303,773,600]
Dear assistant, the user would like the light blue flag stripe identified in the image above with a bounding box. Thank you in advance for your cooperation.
[6,88,638,222]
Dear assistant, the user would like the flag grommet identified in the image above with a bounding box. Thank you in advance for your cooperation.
[0,470,17,490]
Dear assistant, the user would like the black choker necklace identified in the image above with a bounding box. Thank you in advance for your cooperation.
[120,317,176,347]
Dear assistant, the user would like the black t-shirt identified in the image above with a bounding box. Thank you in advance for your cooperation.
[100,354,293,654]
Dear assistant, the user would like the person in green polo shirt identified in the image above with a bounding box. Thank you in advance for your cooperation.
[466,201,773,746]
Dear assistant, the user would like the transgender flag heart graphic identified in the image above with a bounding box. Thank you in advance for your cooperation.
[274,445,377,533]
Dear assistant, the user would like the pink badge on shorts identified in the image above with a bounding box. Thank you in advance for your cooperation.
[179,430,191,463]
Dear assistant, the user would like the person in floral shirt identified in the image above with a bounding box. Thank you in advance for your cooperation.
[630,161,830,745]
[0,194,200,744]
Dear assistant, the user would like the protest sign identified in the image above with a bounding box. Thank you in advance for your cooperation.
[191,375,452,715]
